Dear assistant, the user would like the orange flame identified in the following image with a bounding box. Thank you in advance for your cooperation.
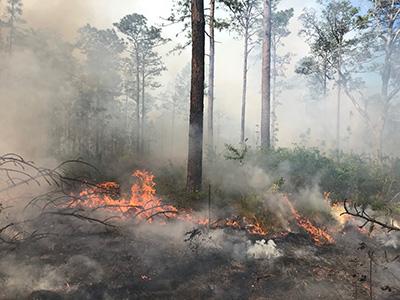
[217,217,268,235]
[330,202,351,226]
[73,170,269,235]
[283,196,334,245]
[73,170,337,245]
[72,170,178,222]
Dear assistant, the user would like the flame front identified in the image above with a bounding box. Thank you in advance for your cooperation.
[283,196,335,245]
[73,170,178,222]
[330,203,350,226]
[72,170,338,245]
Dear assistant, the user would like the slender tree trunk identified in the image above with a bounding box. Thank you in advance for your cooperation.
[323,55,328,96]
[94,93,102,161]
[171,100,176,157]
[261,0,272,149]
[240,28,249,144]
[271,37,277,148]
[135,55,141,154]
[336,51,342,157]
[8,2,15,54]
[378,41,392,159]
[125,93,130,149]
[187,0,205,193]
[378,112,387,160]
[141,69,146,154]
[207,0,215,156]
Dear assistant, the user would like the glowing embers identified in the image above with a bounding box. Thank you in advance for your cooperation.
[214,216,268,236]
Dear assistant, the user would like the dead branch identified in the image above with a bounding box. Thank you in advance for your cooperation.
[145,210,178,221]
[44,209,118,228]
[341,200,400,232]
[0,154,98,194]
[0,223,14,234]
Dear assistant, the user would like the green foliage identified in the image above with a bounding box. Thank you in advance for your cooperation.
[223,143,248,163]
[212,145,400,224]
[297,0,362,97]
[242,147,400,208]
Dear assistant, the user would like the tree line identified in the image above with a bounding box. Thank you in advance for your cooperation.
[0,0,399,194]
[185,0,400,192]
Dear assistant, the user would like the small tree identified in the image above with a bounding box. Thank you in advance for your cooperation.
[5,0,22,54]
[270,3,294,147]
[362,0,400,158]
[114,14,166,153]
[170,64,191,152]
[221,0,262,144]
[159,64,191,156]
[297,0,361,153]
[75,25,125,162]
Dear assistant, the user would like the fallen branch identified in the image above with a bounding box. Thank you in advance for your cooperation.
[341,200,400,232]
[44,210,118,228]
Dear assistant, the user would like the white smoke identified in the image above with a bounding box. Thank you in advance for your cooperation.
[246,239,282,259]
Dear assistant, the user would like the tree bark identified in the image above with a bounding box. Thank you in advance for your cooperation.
[187,0,205,193]
[207,0,215,156]
[260,0,272,149]
[240,28,249,144]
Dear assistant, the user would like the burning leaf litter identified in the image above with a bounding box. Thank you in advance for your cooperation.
[70,170,342,246]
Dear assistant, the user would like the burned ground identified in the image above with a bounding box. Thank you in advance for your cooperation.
[0,217,399,300]
[0,160,398,300]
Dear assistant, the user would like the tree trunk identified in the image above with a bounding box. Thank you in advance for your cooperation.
[323,55,328,96]
[207,0,215,156]
[135,56,141,154]
[94,92,101,159]
[187,0,205,193]
[171,99,176,157]
[141,69,146,154]
[125,93,130,149]
[271,36,277,148]
[336,51,342,157]
[240,28,249,144]
[8,2,15,54]
[260,0,272,149]
[378,39,392,159]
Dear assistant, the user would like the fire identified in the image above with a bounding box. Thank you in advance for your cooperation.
[72,170,337,245]
[329,201,373,235]
[215,217,268,236]
[73,170,270,236]
[72,170,179,222]
[283,196,334,245]
[330,202,351,226]
[245,219,268,235]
